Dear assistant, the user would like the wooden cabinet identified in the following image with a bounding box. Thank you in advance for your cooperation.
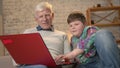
[86,6,120,44]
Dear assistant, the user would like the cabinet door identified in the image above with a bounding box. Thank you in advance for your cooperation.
[86,6,120,26]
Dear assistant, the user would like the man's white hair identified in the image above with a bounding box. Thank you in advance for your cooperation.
[35,2,53,12]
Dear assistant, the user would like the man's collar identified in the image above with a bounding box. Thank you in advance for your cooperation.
[36,25,54,31]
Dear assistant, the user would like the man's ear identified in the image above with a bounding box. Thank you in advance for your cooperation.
[84,22,87,26]
[34,16,38,22]
[35,18,37,21]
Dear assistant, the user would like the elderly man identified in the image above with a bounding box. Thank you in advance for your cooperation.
[17,2,71,68]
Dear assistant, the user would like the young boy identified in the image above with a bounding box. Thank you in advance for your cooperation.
[55,11,120,68]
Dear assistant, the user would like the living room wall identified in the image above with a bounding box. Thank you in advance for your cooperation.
[0,0,120,56]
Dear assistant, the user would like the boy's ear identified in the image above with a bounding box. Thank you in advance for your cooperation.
[84,22,87,26]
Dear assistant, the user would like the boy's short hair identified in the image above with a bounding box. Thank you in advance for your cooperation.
[67,11,86,24]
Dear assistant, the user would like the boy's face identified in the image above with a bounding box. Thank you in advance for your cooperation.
[69,20,84,37]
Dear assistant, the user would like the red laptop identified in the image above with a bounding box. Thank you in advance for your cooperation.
[0,33,57,68]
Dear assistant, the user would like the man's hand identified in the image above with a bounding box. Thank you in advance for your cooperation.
[55,54,71,65]
[55,55,65,65]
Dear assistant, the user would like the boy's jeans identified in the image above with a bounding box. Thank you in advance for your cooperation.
[94,29,120,68]
[76,29,120,68]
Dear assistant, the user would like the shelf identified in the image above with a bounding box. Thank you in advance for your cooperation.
[88,6,120,12]
[93,23,120,27]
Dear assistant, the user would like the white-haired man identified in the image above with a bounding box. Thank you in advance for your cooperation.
[17,2,71,68]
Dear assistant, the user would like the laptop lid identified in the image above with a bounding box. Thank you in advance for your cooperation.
[0,33,56,68]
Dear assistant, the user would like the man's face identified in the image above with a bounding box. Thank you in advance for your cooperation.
[69,20,84,37]
[35,9,54,29]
